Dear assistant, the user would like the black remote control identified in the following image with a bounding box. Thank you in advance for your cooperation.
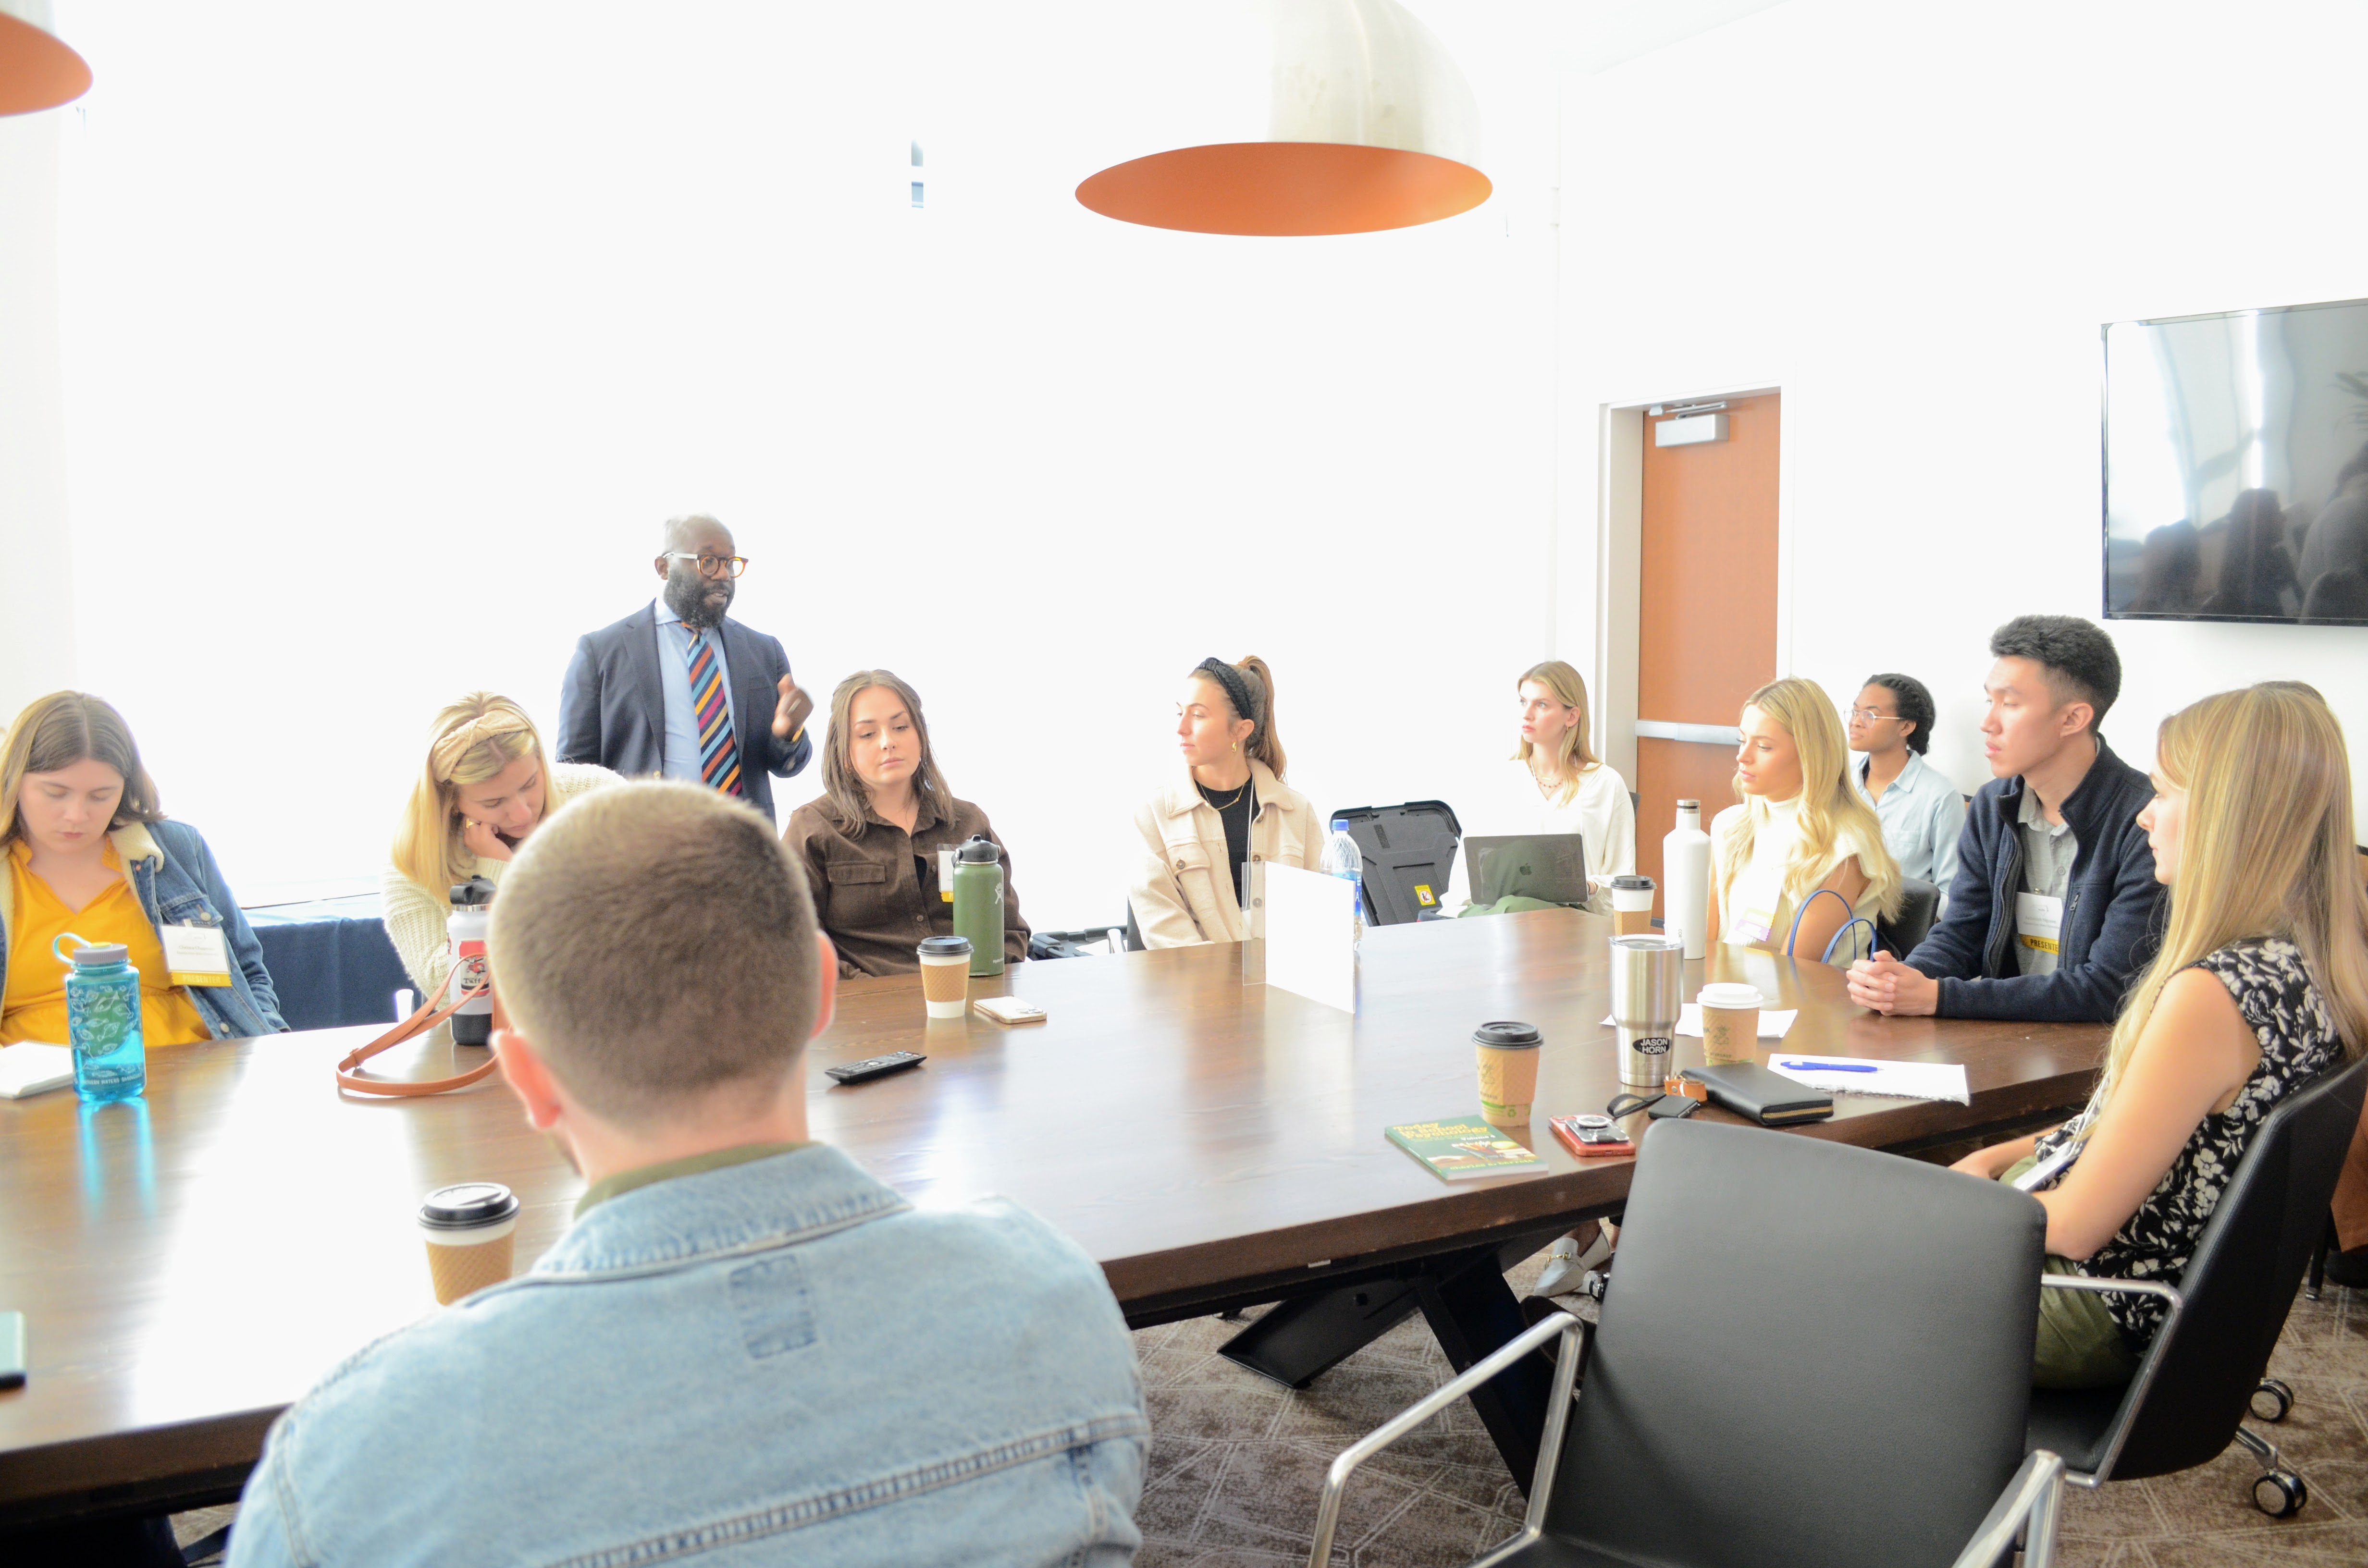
[824,1052,926,1085]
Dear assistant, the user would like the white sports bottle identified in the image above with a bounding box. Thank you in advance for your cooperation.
[1662,800,1712,960]
[446,878,496,1046]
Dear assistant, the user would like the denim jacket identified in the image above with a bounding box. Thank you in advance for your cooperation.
[227,1144,1149,1568]
[0,820,285,1040]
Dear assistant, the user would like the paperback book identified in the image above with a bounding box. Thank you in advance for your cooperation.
[1385,1117,1546,1182]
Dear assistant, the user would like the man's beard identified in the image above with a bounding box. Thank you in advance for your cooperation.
[664,570,733,629]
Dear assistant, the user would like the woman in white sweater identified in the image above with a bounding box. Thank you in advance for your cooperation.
[382,693,616,992]
[1448,661,1636,916]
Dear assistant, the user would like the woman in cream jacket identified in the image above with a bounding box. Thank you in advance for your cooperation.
[1130,656,1324,946]
[382,693,617,993]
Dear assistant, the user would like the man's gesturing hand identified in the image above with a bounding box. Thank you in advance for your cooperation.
[773,672,814,740]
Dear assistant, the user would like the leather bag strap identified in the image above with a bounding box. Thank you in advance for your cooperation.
[334,963,503,1097]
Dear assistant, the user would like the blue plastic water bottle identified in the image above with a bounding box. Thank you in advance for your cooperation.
[56,933,146,1103]
[1323,820,1367,943]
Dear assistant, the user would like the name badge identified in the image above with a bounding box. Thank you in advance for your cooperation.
[161,923,233,987]
[938,847,956,903]
[2016,892,2063,955]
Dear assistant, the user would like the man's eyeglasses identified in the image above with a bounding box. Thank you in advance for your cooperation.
[1846,707,1902,724]
[664,552,748,579]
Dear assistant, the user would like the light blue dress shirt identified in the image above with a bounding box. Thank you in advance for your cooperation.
[652,598,737,782]
[1856,748,1965,906]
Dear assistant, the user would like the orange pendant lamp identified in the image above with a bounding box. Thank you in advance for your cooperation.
[0,6,90,116]
[1076,0,1489,237]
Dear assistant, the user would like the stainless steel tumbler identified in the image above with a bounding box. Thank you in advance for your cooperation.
[1609,934,1685,1088]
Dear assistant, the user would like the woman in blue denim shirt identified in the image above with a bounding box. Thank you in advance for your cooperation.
[0,693,284,1044]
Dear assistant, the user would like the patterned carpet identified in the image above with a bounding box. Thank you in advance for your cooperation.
[165,1252,2368,1565]
[1128,1250,2368,1568]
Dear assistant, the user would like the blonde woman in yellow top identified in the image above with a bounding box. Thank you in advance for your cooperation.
[382,693,617,992]
[1,693,285,1045]
[1709,676,1901,964]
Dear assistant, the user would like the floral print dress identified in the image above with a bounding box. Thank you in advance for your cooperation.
[2027,938,2342,1350]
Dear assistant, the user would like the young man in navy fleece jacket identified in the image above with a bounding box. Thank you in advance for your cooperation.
[1847,615,2167,1023]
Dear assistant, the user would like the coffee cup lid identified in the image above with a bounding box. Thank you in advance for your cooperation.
[917,935,974,957]
[1698,982,1764,1008]
[1472,1020,1542,1050]
[1608,875,1655,891]
[419,1182,519,1229]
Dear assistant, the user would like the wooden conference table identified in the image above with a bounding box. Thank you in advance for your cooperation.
[0,908,2109,1527]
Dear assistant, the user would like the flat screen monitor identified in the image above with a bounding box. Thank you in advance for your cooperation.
[2104,296,2368,625]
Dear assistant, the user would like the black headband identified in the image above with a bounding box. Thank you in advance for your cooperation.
[1194,658,1258,727]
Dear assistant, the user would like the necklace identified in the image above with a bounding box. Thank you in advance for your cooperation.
[1199,774,1252,809]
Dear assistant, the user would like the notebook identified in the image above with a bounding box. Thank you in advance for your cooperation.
[1688,1061,1834,1126]
[0,1043,75,1100]
[1385,1117,1548,1181]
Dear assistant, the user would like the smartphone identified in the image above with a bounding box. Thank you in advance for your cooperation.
[1646,1094,1701,1120]
[1,1311,25,1391]
[972,996,1047,1026]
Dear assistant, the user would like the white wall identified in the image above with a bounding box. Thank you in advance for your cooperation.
[0,1,76,706]
[1557,0,2368,813]
[35,2,1568,921]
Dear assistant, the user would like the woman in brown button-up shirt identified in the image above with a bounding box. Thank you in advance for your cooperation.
[782,669,1029,978]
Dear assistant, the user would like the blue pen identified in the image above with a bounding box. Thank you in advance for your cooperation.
[1778,1059,1877,1073]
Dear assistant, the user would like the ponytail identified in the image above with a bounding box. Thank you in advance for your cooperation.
[1234,655,1286,781]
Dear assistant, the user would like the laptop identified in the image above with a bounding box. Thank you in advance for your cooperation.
[1464,833,1589,907]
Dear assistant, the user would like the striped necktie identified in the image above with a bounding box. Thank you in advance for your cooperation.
[686,627,744,797]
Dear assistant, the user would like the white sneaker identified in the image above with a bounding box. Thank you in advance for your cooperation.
[1534,1225,1614,1298]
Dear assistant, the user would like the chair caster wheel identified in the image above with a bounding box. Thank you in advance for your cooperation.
[2250,1378,2294,1423]
[2252,1469,2306,1518]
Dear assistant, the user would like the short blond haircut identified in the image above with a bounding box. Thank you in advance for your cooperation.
[487,780,824,1123]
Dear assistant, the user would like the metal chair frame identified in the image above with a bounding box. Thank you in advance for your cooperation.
[1307,1311,2069,1568]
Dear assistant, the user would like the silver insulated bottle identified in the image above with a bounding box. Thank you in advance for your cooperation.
[1609,934,1685,1088]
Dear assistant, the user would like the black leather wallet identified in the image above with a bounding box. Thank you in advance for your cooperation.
[1690,1062,1834,1126]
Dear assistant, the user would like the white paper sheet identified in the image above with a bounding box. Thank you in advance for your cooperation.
[0,1041,75,1099]
[1767,1054,1971,1105]
[1599,1004,1796,1040]
[1262,863,1357,1013]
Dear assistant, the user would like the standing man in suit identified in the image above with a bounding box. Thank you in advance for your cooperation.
[558,514,814,823]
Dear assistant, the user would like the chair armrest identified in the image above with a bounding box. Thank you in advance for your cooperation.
[1307,1311,1590,1568]
[1949,1449,2067,1568]
[2036,1273,2184,1485]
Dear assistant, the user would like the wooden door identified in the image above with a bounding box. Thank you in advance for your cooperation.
[1633,392,1780,905]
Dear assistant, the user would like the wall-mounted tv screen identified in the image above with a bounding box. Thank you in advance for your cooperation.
[2104,296,2368,625]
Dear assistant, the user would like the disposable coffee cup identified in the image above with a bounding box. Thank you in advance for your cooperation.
[418,1181,520,1306]
[1698,981,1763,1059]
[1698,981,1763,1066]
[918,935,973,1019]
[1474,1021,1543,1127]
[1608,875,1655,937]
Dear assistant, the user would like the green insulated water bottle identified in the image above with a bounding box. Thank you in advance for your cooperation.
[55,934,146,1104]
[950,834,1005,977]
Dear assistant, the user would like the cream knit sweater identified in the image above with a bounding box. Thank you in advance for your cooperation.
[380,762,617,993]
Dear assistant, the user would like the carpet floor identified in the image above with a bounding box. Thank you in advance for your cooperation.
[1127,1250,2368,1568]
[165,1254,2368,1565]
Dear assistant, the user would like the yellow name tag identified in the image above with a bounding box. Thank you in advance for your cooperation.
[2015,892,2063,955]
[161,923,233,987]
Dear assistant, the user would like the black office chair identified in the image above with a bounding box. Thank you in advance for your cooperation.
[2024,1053,2368,1518]
[1881,877,1942,955]
[1309,1119,2067,1568]
[1328,801,1463,925]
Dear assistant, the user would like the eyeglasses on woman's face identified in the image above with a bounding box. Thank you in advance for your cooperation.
[663,552,748,579]
[1846,707,1902,724]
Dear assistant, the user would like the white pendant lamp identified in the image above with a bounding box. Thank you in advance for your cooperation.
[1075,0,1489,237]
[0,4,89,117]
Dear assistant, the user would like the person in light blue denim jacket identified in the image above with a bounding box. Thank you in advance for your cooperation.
[226,780,1148,1568]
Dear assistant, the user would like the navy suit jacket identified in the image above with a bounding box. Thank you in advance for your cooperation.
[557,604,813,822]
